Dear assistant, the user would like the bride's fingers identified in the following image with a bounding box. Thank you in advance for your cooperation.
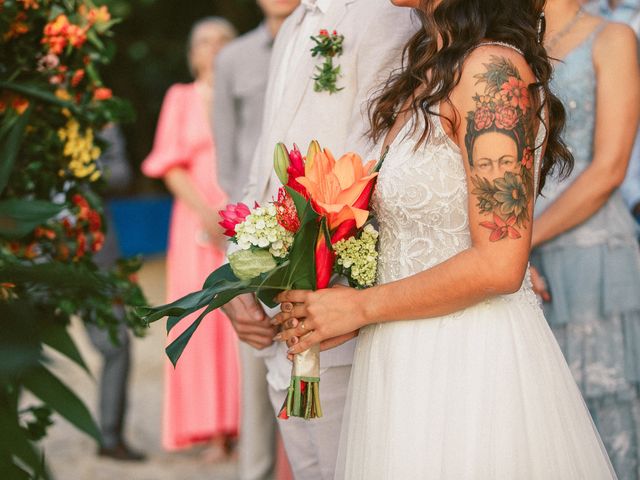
[276,290,310,304]
[275,319,315,342]
[271,304,307,326]
[287,330,321,355]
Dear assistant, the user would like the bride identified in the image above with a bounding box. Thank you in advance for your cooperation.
[274,0,617,478]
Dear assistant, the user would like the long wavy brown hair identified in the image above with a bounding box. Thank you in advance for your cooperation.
[369,0,572,193]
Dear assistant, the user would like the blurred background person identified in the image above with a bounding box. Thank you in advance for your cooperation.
[585,0,640,221]
[89,123,145,462]
[531,1,640,477]
[141,17,240,461]
[213,1,299,479]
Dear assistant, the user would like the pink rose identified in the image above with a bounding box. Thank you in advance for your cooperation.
[495,105,519,130]
[474,105,495,130]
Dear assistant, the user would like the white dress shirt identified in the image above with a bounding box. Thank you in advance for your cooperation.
[271,0,333,110]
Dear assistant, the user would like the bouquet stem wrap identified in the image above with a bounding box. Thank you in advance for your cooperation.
[279,342,322,419]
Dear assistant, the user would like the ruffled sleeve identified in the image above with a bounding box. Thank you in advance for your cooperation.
[141,84,190,178]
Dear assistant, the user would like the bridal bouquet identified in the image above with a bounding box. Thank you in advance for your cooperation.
[140,141,383,419]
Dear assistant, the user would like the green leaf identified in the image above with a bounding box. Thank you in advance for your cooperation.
[0,199,64,240]
[0,105,32,195]
[285,186,311,221]
[165,304,216,367]
[0,407,47,480]
[40,324,91,375]
[164,284,250,366]
[203,262,239,288]
[22,365,101,443]
[0,81,79,114]
[87,30,105,51]
[0,302,41,379]
[138,287,217,323]
[279,201,320,291]
[0,261,107,292]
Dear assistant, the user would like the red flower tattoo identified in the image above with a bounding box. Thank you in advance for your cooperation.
[522,147,534,170]
[480,214,522,242]
[500,77,530,112]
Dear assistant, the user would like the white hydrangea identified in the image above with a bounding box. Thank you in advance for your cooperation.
[334,224,379,288]
[235,203,294,258]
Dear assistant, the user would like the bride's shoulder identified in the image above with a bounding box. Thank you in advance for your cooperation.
[461,44,535,86]
[450,44,536,109]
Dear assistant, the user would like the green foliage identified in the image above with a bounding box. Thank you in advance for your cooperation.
[1,1,148,477]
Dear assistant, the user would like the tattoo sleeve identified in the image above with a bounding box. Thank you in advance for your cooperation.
[464,56,535,242]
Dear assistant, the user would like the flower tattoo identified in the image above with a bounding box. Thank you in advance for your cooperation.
[464,56,536,242]
[310,29,344,94]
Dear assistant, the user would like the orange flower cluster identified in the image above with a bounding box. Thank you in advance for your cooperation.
[19,0,39,10]
[93,87,112,101]
[42,14,88,54]
[3,11,28,40]
[0,91,30,115]
[80,5,110,25]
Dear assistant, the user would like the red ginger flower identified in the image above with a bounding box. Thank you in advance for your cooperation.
[275,188,300,233]
[286,144,307,197]
[219,202,251,237]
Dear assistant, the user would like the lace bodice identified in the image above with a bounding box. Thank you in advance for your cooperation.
[373,104,545,303]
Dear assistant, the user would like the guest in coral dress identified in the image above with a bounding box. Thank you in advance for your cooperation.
[141,17,239,459]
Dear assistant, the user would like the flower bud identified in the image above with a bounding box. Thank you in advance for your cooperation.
[273,142,290,185]
[305,140,322,170]
[228,249,277,281]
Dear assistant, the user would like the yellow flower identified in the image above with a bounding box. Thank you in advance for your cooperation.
[58,118,101,181]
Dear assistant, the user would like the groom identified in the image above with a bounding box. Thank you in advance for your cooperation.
[222,0,415,478]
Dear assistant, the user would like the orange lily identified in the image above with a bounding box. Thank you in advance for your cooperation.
[296,148,377,231]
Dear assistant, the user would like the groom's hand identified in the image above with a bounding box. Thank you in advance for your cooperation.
[222,294,276,350]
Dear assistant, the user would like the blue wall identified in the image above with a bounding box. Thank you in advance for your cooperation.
[109,195,172,257]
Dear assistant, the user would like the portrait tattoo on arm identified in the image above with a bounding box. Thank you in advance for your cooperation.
[464,56,535,242]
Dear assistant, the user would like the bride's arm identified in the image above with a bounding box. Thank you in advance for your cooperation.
[275,48,540,353]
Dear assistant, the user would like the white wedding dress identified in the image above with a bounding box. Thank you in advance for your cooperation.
[335,101,616,479]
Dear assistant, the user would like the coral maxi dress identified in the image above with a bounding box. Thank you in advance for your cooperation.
[142,83,239,450]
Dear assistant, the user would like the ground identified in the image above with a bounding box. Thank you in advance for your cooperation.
[39,256,239,480]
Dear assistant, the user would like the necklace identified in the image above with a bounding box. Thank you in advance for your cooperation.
[545,7,585,52]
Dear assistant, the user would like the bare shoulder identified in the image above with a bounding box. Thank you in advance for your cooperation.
[461,45,536,88]
[593,21,638,63]
[449,45,536,118]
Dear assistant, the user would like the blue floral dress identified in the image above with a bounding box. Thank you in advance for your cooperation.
[532,23,640,480]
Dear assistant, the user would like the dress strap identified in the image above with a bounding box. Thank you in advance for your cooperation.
[470,41,525,57]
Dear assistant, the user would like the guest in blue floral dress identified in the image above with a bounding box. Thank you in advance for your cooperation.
[532,1,640,478]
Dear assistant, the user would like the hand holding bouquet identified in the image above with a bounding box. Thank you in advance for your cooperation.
[140,141,385,419]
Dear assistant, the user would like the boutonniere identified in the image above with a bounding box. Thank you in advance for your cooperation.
[310,29,344,94]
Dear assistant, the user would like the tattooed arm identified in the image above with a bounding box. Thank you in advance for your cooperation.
[275,48,539,352]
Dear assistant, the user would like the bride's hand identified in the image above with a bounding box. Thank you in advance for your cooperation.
[272,286,368,355]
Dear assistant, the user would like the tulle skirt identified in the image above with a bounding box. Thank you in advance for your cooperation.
[335,288,616,479]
